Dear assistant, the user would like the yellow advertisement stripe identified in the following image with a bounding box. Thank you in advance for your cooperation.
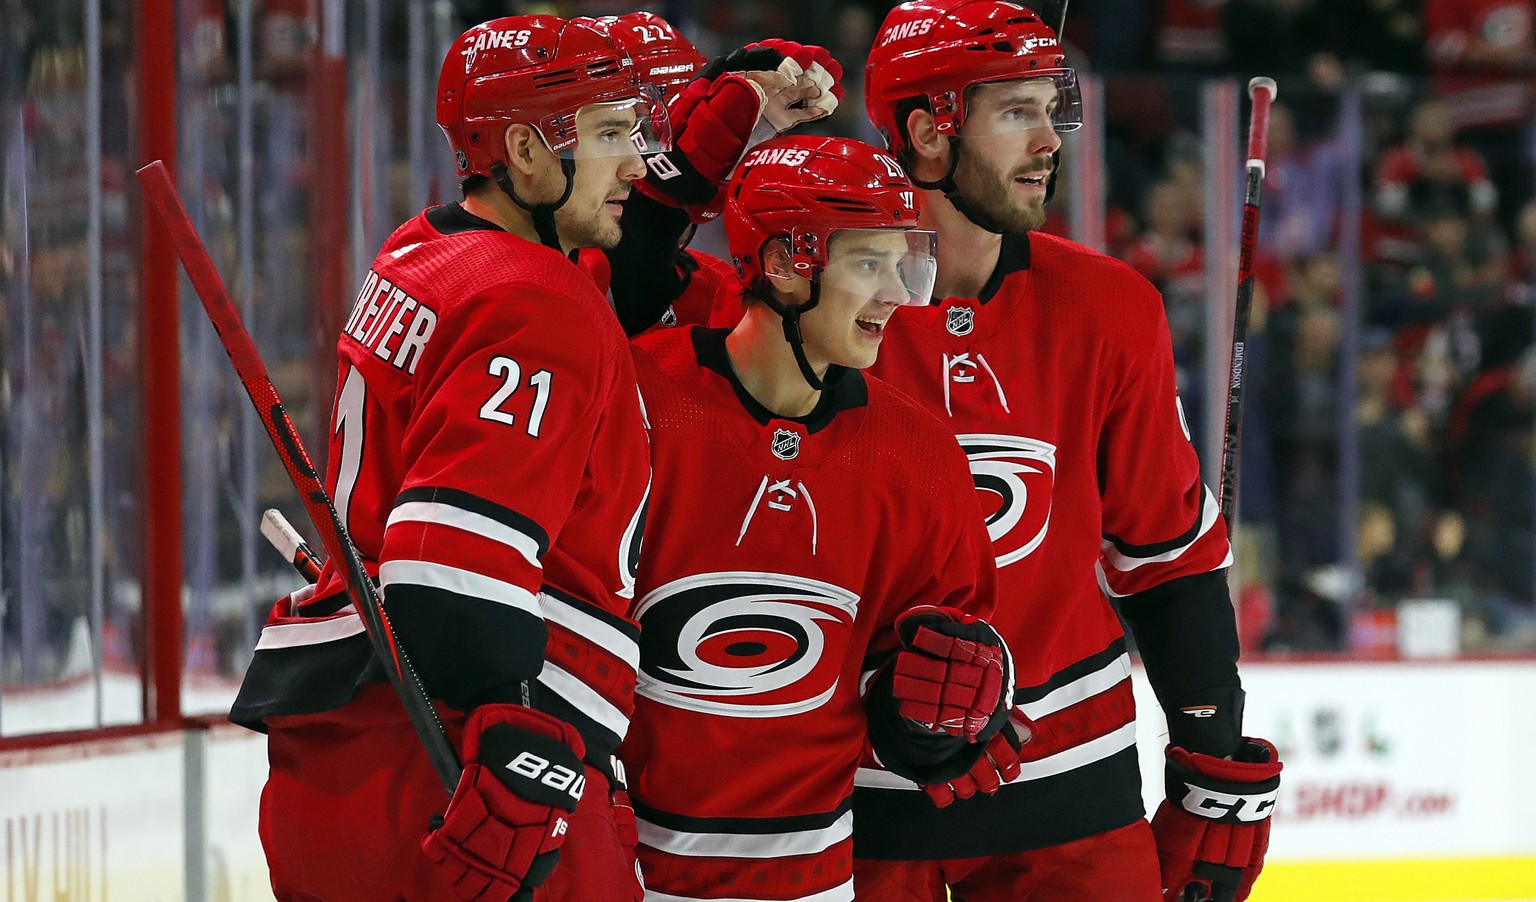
[1252,857,1536,901]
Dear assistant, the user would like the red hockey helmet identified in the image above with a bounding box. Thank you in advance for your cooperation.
[725,135,936,303]
[586,12,706,101]
[865,0,1081,157]
[437,15,671,178]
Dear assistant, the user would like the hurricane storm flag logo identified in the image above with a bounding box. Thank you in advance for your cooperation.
[959,434,1057,566]
[947,307,975,336]
[633,572,859,717]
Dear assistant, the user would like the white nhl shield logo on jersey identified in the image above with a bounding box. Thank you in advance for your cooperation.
[947,306,975,336]
[771,428,801,460]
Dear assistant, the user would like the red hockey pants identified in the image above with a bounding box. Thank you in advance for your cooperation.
[852,820,1161,902]
[259,684,642,901]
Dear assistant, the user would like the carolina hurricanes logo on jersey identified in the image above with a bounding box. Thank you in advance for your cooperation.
[959,434,1056,567]
[633,572,859,717]
[617,479,650,599]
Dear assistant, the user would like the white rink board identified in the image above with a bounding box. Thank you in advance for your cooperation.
[203,726,276,899]
[2,662,1535,899]
[0,726,271,900]
[1134,660,1536,861]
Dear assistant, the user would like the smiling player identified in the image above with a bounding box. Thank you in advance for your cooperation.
[623,135,1013,902]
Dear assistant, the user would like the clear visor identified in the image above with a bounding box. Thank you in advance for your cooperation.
[959,71,1082,138]
[541,86,673,160]
[818,228,939,307]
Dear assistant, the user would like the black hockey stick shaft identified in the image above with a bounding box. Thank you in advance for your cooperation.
[136,161,460,793]
[1040,0,1070,39]
[1217,77,1277,532]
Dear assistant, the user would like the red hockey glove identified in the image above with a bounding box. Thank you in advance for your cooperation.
[637,40,844,222]
[1152,738,1282,902]
[923,707,1034,807]
[423,705,586,902]
[745,38,844,129]
[892,605,1011,741]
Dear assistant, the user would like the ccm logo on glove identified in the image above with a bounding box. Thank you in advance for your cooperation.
[1173,782,1278,824]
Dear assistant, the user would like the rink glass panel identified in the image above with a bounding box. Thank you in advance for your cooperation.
[3,4,1534,742]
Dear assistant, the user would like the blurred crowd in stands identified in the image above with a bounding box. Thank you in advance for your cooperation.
[657,0,1536,654]
[3,0,1535,707]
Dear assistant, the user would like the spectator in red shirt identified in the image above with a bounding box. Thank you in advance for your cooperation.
[1376,99,1499,225]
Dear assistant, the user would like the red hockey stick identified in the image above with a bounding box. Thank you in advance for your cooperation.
[136,160,460,792]
[1217,77,1278,532]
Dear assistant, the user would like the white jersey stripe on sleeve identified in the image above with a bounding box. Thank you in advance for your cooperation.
[1099,484,1221,574]
[638,810,853,860]
[537,661,632,740]
[541,592,640,672]
[387,500,543,570]
[379,559,542,619]
[255,611,365,649]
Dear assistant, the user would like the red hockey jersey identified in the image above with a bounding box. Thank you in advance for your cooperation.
[625,327,997,902]
[232,204,651,775]
[853,231,1233,858]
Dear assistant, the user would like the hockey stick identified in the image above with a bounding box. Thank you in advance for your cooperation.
[136,160,460,793]
[261,508,324,583]
[1031,0,1069,207]
[1036,0,1069,38]
[1216,77,1277,532]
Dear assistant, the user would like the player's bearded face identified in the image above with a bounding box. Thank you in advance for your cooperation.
[952,79,1063,233]
[554,105,647,250]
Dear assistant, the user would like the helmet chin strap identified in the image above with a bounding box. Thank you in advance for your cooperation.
[761,281,825,392]
[491,159,577,252]
[910,136,1008,235]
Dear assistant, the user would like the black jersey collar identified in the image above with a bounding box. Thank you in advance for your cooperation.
[975,231,1032,305]
[691,327,867,434]
[426,202,504,235]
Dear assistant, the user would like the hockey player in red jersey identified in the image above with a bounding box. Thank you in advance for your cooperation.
[850,3,1283,902]
[230,16,665,902]
[575,11,844,336]
[625,134,1014,902]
